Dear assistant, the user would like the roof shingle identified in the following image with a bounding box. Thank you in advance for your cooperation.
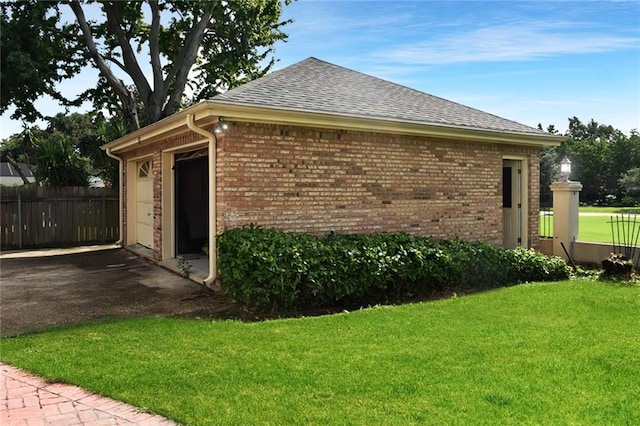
[214,57,546,136]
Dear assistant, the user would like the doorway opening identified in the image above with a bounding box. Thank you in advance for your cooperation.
[175,152,208,256]
[503,159,523,248]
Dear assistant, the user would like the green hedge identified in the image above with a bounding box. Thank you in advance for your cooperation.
[217,226,571,311]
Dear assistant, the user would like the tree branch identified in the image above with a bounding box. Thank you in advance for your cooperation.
[69,1,140,129]
[148,0,163,93]
[103,54,128,74]
[101,1,151,103]
[162,9,213,116]
[145,0,165,122]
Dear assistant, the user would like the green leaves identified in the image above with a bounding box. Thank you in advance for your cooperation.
[619,167,640,198]
[218,228,571,312]
[1,1,82,121]
[2,0,293,129]
[34,136,90,187]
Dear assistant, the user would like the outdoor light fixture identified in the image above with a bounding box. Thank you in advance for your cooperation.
[560,156,572,182]
[214,117,229,134]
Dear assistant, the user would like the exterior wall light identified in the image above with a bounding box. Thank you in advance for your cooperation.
[560,156,572,182]
[214,117,229,134]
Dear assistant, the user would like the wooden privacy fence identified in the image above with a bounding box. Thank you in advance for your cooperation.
[0,186,119,249]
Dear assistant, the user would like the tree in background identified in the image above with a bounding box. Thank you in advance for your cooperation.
[34,136,90,187]
[0,112,124,187]
[0,126,41,185]
[43,112,126,186]
[1,0,293,130]
[619,167,640,201]
[537,124,559,206]
[539,118,640,206]
[0,125,89,187]
[94,116,129,186]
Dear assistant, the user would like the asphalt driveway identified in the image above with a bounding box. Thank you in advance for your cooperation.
[0,246,237,337]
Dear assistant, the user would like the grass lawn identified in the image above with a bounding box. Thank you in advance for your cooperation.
[540,210,640,244]
[579,206,640,214]
[540,215,631,243]
[2,280,639,425]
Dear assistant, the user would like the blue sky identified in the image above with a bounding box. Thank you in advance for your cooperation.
[274,0,640,134]
[1,0,639,138]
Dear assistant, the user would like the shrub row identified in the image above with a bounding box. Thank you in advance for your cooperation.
[217,226,571,312]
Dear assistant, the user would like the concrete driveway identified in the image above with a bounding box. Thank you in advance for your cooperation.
[0,246,237,337]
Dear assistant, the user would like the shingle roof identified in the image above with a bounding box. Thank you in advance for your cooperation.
[0,162,34,178]
[214,57,547,136]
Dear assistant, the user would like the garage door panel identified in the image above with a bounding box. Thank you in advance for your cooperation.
[137,224,153,247]
[136,181,153,203]
[136,159,154,249]
[136,203,153,227]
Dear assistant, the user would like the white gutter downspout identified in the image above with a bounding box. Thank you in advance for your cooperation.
[186,114,217,287]
[105,147,124,246]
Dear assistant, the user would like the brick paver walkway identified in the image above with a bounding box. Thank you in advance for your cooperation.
[1,362,179,425]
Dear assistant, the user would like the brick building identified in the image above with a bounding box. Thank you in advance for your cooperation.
[104,58,561,285]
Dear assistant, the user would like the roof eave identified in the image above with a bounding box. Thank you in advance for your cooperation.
[103,100,564,154]
[101,103,219,154]
[207,100,564,147]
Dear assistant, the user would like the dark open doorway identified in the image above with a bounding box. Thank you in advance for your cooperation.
[175,153,208,255]
[502,159,522,249]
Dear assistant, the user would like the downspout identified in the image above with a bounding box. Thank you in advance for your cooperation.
[105,147,124,246]
[186,114,217,287]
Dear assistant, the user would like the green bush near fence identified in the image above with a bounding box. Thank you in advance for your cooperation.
[218,226,571,311]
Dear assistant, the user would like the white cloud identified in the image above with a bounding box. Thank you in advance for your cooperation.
[379,20,640,64]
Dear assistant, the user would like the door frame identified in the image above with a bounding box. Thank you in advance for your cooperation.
[502,155,528,248]
[174,153,209,256]
[160,140,209,260]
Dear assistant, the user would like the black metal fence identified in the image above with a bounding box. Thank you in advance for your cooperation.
[539,206,553,238]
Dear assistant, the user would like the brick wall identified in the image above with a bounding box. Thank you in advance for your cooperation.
[527,148,541,249]
[217,122,542,246]
[119,121,542,259]
[121,130,211,260]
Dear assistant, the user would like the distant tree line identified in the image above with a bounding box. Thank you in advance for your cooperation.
[539,117,640,207]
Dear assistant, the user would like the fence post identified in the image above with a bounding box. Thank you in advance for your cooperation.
[17,192,23,249]
[100,190,106,243]
[550,180,583,261]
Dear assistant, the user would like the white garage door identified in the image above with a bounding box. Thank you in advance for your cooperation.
[136,160,154,248]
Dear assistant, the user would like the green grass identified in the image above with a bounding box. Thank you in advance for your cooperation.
[2,280,639,425]
[540,213,640,244]
[580,215,634,243]
[579,206,640,214]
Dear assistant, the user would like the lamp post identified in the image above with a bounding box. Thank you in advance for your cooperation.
[550,155,582,261]
[560,156,572,182]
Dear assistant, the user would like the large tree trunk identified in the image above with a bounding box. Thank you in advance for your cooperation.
[121,89,141,131]
[145,97,164,125]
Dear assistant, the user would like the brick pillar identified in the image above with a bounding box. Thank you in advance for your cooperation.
[550,181,583,260]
